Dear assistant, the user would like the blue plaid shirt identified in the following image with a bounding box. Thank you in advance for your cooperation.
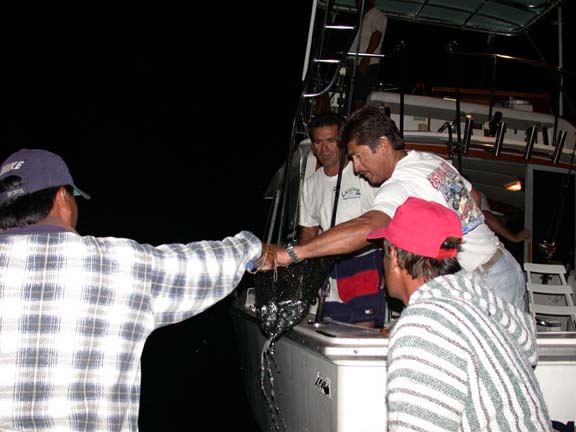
[0,225,261,431]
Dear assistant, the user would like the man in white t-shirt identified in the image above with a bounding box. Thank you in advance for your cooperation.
[350,0,388,110]
[280,106,525,310]
[298,112,385,326]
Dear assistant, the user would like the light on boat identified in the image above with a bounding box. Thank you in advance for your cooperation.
[505,180,522,191]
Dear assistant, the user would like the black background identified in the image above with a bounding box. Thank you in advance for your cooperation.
[2,4,310,430]
[2,2,574,430]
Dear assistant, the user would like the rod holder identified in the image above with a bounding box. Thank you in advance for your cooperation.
[523,126,537,161]
[487,111,503,136]
[552,130,567,165]
[493,121,506,157]
[462,116,473,154]
[438,121,453,154]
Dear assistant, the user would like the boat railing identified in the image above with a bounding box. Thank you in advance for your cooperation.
[439,42,576,168]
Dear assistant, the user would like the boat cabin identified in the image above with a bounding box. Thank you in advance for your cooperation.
[233,1,576,430]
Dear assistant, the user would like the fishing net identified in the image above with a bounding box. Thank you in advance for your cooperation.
[254,256,336,432]
[254,256,336,341]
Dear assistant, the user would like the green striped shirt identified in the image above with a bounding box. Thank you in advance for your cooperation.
[387,271,551,431]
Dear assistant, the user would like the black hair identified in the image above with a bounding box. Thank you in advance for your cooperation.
[307,111,346,141]
[340,105,404,151]
[382,237,461,282]
[0,176,73,229]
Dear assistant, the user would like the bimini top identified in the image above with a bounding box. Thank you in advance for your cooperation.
[326,0,561,36]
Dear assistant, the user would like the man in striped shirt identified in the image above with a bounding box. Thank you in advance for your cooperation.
[0,149,274,431]
[367,197,550,431]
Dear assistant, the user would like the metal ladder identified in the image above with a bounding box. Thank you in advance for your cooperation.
[275,0,361,244]
[269,0,403,244]
[301,1,358,125]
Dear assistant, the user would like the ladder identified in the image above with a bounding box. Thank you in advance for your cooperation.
[276,0,361,244]
[301,0,358,124]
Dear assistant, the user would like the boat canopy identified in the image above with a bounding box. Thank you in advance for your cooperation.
[324,0,563,35]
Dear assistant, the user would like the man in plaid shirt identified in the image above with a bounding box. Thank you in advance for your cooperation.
[0,149,272,431]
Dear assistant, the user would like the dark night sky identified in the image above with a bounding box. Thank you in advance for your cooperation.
[2,5,312,430]
[3,4,313,240]
[2,2,574,430]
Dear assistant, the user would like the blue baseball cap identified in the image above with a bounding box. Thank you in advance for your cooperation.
[0,149,90,203]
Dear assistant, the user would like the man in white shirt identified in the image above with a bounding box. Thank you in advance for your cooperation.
[298,112,385,327]
[280,106,526,310]
[350,0,388,110]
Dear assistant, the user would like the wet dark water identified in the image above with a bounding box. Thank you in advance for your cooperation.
[139,294,261,431]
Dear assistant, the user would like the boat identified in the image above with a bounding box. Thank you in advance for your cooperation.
[232,1,576,430]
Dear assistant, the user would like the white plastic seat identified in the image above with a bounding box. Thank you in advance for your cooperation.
[529,304,576,332]
[524,262,568,285]
[526,282,574,306]
[524,263,576,331]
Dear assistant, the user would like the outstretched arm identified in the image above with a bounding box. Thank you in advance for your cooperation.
[276,210,390,266]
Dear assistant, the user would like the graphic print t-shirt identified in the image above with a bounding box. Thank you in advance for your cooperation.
[371,151,498,270]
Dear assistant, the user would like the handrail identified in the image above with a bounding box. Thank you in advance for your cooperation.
[306,41,406,99]
[446,45,576,78]
[445,40,575,170]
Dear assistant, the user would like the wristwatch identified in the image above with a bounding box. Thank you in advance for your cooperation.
[286,243,302,264]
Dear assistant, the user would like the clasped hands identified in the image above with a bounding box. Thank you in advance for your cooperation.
[249,243,294,272]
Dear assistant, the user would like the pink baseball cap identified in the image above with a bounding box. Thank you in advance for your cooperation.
[367,197,462,259]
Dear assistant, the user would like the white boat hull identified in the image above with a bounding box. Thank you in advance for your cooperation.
[232,297,576,431]
[232,307,388,432]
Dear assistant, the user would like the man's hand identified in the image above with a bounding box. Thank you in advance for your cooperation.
[512,228,530,243]
[275,247,293,268]
[254,243,282,271]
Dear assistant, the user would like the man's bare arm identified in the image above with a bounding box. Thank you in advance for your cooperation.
[359,30,382,73]
[483,211,530,243]
[276,210,390,266]
[298,226,320,245]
